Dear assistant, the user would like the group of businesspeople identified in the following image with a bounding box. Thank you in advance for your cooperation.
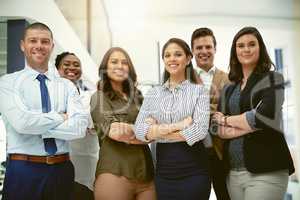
[0,21,295,200]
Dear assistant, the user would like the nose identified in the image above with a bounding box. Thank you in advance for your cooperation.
[168,55,176,62]
[68,64,78,70]
[34,40,43,50]
[244,45,251,52]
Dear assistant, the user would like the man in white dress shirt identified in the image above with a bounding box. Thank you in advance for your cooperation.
[0,22,88,200]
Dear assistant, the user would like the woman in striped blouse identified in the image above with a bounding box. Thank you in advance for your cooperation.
[135,38,211,200]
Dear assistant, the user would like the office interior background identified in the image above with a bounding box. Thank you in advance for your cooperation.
[0,0,300,199]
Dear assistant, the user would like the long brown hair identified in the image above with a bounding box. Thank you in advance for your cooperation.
[97,47,137,95]
[162,38,197,83]
[228,26,274,83]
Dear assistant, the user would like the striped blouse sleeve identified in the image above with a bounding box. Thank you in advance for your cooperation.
[181,86,210,146]
[134,88,157,142]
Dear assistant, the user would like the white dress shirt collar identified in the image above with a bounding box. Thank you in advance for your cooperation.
[194,65,216,76]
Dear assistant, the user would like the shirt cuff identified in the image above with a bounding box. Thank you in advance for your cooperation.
[245,109,256,129]
[180,129,198,146]
[134,122,151,142]
[47,112,65,124]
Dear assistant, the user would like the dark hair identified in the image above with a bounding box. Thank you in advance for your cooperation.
[191,27,217,49]
[97,47,137,95]
[55,52,76,69]
[228,26,274,83]
[162,38,197,83]
[23,22,53,40]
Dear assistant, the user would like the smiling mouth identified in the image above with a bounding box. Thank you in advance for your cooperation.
[168,64,179,68]
[199,55,209,60]
[64,70,79,77]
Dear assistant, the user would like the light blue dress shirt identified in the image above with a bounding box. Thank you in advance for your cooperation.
[0,65,89,156]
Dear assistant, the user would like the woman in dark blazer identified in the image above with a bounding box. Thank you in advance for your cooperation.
[212,26,294,200]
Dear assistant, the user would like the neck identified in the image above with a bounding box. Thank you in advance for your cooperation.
[31,65,48,74]
[198,65,213,72]
[169,73,185,88]
[27,61,48,73]
[110,80,124,94]
[242,64,255,81]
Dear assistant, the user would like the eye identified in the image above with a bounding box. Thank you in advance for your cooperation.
[111,60,118,64]
[72,62,81,67]
[63,62,70,67]
[164,53,170,58]
[121,60,128,65]
[41,39,50,45]
[249,42,256,47]
[175,52,183,57]
[29,39,37,43]
[236,43,245,48]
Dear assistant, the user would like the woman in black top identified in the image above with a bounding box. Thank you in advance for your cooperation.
[213,27,294,200]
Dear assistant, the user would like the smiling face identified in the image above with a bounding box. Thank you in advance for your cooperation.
[20,28,54,72]
[192,36,216,71]
[106,50,130,84]
[57,54,82,82]
[236,33,260,69]
[163,42,191,78]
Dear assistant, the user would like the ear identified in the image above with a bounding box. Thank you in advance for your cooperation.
[50,42,55,52]
[186,55,192,65]
[20,40,25,52]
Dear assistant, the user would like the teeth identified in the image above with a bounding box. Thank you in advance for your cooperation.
[67,72,75,76]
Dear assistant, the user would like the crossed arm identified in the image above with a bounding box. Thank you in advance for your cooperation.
[212,112,253,139]
[143,117,192,142]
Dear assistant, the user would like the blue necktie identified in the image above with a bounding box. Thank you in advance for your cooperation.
[36,74,57,155]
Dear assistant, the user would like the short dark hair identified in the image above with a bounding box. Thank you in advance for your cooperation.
[191,27,216,49]
[228,26,274,83]
[161,38,197,83]
[97,47,137,95]
[55,52,76,69]
[23,22,53,40]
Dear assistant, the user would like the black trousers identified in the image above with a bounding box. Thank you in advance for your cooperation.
[207,148,231,200]
[73,182,94,200]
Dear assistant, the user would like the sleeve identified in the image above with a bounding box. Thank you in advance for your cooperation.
[254,72,285,130]
[0,76,64,135]
[217,83,231,113]
[42,83,89,140]
[90,91,118,141]
[134,88,156,142]
[181,86,210,146]
[245,109,256,129]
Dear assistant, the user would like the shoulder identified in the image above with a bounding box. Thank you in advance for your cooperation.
[55,76,75,87]
[0,69,27,90]
[0,69,25,82]
[215,68,227,76]
[143,86,162,98]
[90,90,111,104]
[214,68,229,81]
[187,82,209,95]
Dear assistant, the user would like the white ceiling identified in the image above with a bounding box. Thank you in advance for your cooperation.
[103,0,300,20]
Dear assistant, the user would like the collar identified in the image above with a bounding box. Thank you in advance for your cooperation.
[25,64,54,81]
[195,66,216,76]
[162,79,190,91]
[106,89,128,101]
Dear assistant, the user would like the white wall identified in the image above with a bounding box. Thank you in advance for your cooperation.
[107,1,300,197]
[55,0,112,66]
[0,0,102,83]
